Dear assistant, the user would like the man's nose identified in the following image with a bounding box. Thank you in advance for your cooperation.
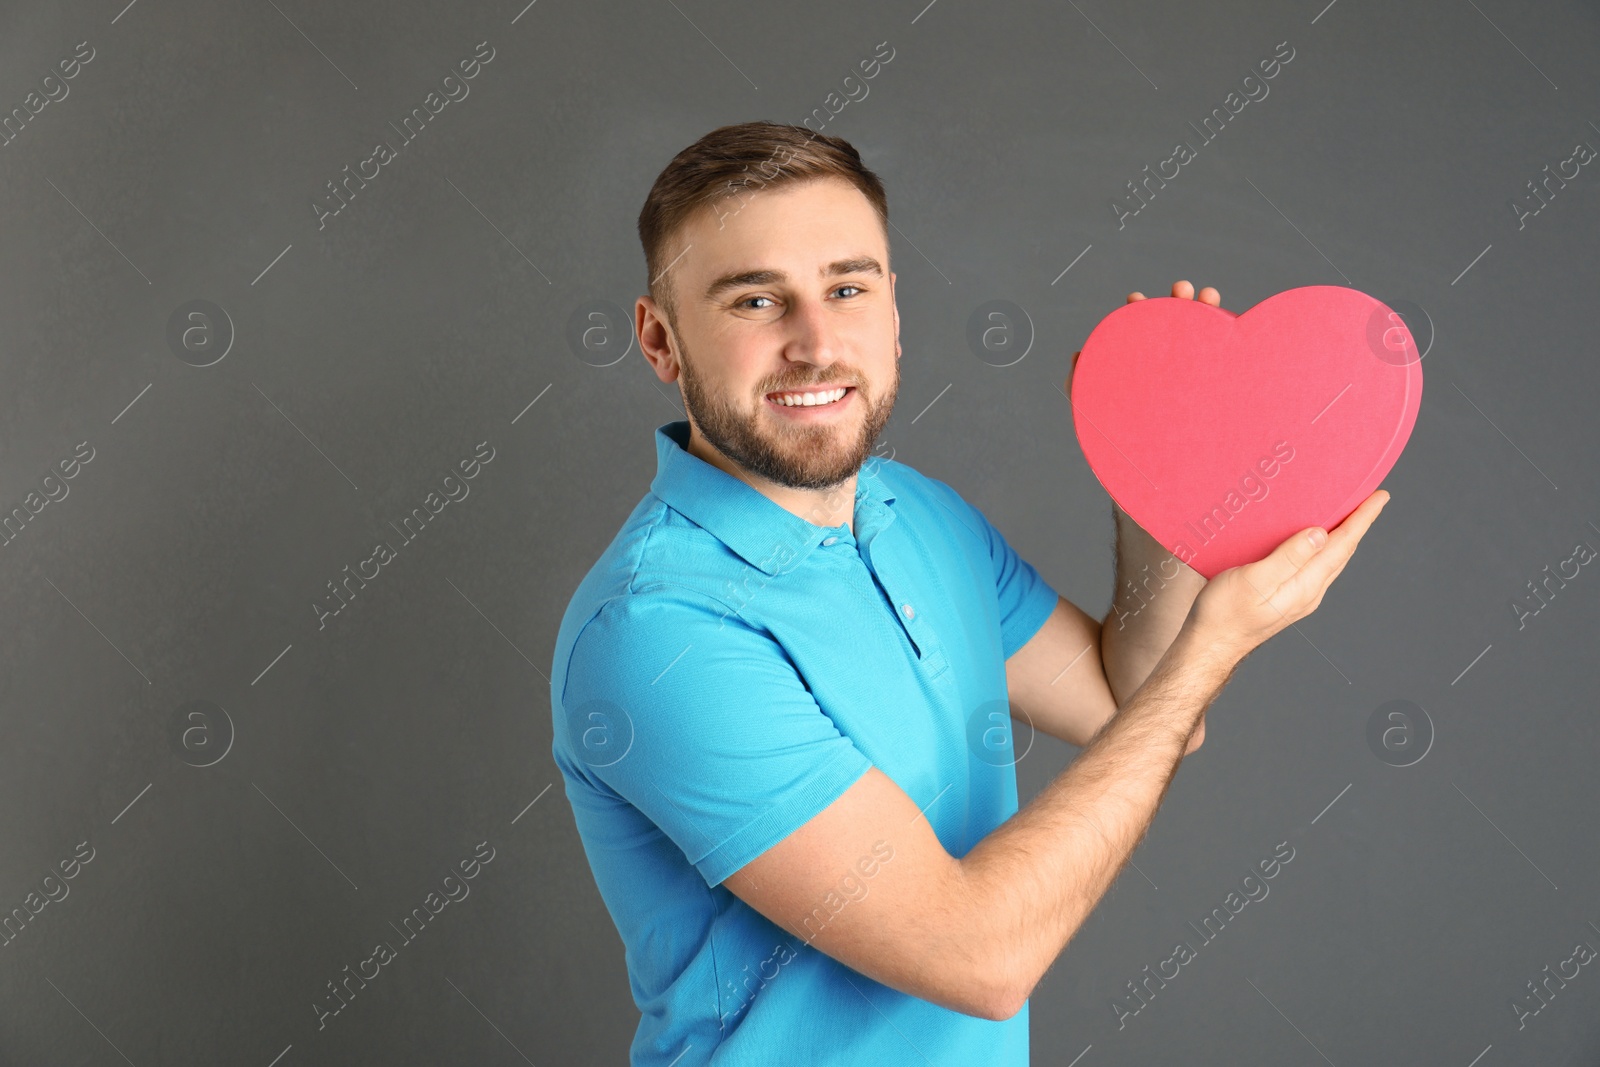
[785,297,844,366]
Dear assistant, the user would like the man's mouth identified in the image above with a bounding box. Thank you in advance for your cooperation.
[764,385,855,409]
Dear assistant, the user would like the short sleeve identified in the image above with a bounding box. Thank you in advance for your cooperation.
[558,588,875,888]
[927,479,1058,660]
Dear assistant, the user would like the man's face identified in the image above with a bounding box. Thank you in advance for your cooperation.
[647,176,900,493]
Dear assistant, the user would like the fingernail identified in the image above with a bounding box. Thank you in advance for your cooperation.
[1308,528,1327,548]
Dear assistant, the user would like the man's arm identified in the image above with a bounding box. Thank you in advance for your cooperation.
[1100,504,1207,742]
[721,493,1389,1020]
[1003,506,1205,752]
[726,618,1233,1020]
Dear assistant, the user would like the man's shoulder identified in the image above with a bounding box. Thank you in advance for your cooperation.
[553,497,763,681]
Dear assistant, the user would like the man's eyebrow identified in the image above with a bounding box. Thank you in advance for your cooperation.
[702,256,885,303]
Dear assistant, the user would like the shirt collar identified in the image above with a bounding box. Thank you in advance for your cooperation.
[649,420,897,576]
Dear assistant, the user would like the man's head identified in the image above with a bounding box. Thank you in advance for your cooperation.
[635,121,900,496]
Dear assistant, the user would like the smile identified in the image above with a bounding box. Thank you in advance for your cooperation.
[764,386,854,408]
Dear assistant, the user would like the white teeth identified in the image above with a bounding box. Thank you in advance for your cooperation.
[770,387,847,407]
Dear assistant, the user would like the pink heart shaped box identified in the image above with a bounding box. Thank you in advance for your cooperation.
[1070,285,1422,579]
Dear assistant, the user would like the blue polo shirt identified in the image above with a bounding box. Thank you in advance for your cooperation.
[550,420,1059,1066]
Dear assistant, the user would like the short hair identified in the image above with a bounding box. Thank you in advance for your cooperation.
[636,120,890,330]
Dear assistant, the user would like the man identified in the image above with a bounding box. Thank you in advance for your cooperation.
[550,121,1389,1065]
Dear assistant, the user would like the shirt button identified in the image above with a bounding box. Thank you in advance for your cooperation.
[822,537,838,546]
[902,603,915,620]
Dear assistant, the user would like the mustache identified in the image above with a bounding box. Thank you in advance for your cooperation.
[763,379,859,393]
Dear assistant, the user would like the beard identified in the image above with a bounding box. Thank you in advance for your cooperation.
[675,332,898,492]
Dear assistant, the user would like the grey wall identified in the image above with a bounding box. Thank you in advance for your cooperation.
[2,0,1597,1063]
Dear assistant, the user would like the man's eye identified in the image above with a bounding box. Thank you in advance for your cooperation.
[835,285,864,298]
[739,295,775,310]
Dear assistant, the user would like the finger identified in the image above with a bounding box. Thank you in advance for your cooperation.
[1198,286,1220,306]
[1128,291,1145,302]
[1282,490,1391,601]
[1173,280,1195,300]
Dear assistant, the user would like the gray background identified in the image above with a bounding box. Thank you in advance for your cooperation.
[2,0,1597,1063]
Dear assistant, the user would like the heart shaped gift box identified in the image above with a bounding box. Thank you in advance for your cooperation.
[1070,285,1422,579]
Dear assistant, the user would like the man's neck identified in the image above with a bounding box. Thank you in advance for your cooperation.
[687,429,858,535]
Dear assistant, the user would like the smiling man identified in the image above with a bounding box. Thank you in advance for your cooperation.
[549,120,1388,1065]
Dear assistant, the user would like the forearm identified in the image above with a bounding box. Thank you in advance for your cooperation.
[1101,504,1206,705]
[954,622,1237,1015]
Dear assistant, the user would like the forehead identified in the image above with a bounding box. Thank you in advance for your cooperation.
[679,176,887,289]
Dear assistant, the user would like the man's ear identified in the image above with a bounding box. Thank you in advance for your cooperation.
[637,296,681,384]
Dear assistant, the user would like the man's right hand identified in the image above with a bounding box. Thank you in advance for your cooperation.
[1184,489,1392,665]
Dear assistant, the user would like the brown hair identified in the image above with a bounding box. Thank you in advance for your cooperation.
[637,121,890,330]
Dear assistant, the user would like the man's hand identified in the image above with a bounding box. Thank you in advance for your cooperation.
[1187,489,1392,663]
[1068,279,1222,398]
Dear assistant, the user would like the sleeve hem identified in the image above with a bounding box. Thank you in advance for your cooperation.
[694,747,875,888]
[1001,579,1059,661]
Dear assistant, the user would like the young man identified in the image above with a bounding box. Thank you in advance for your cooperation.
[550,121,1389,1065]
